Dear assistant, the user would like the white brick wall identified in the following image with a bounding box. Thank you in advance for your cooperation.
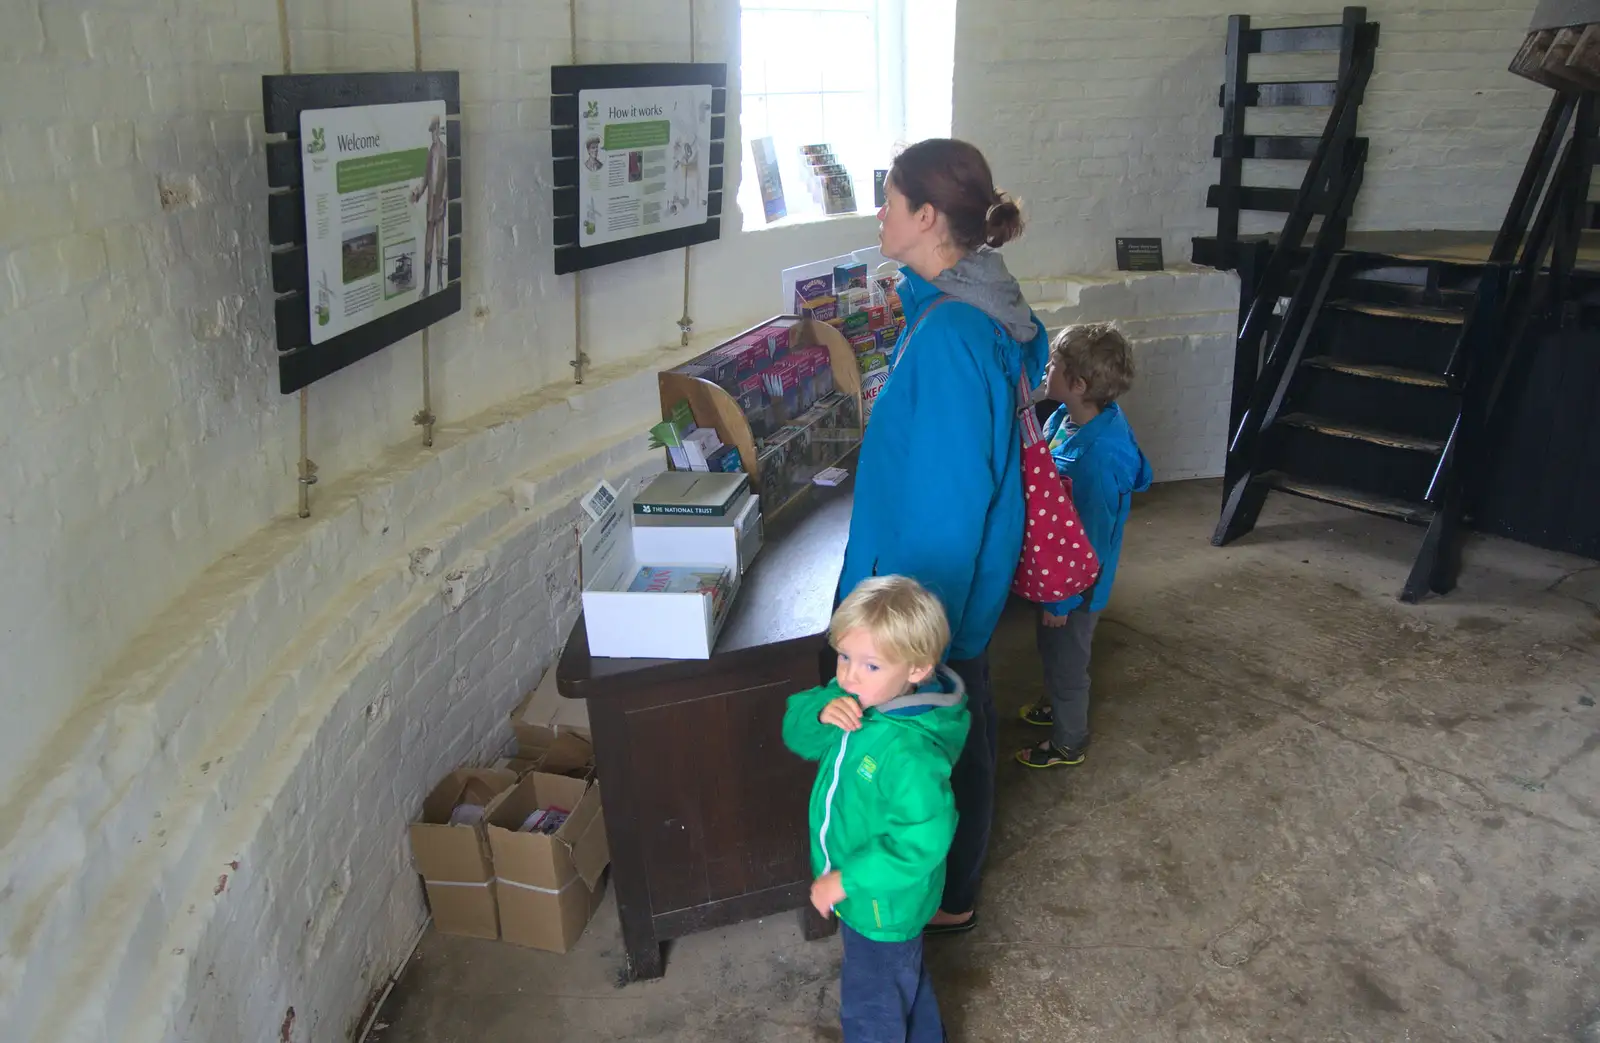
[0,0,875,804]
[0,358,678,1043]
[1026,267,1241,482]
[0,0,1554,1039]
[956,0,1549,277]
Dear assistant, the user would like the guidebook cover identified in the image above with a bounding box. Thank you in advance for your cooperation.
[634,471,750,516]
[627,565,732,618]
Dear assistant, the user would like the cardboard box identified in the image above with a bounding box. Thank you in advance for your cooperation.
[410,768,519,939]
[486,773,610,952]
[510,664,595,779]
[580,486,753,659]
[834,261,868,292]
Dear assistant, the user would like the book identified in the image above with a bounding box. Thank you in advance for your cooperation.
[751,136,786,224]
[518,806,571,835]
[634,471,750,517]
[632,487,754,529]
[626,565,733,619]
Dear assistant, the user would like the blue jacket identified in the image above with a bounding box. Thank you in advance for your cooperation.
[1042,402,1153,616]
[838,268,1049,660]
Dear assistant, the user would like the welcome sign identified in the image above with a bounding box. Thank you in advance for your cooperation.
[262,71,462,393]
[300,100,450,345]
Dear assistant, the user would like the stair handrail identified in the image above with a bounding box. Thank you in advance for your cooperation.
[1225,139,1368,466]
[1232,22,1378,407]
[1428,93,1595,507]
[1212,140,1369,545]
[1489,93,1575,266]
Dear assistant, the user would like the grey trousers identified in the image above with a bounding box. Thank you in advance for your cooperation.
[1036,605,1099,751]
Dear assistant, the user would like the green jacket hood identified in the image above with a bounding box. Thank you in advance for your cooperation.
[872,664,969,763]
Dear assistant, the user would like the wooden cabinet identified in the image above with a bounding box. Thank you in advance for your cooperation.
[556,477,852,980]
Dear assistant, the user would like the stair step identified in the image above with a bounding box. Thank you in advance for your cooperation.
[1206,184,1327,214]
[1314,306,1459,373]
[1276,413,1446,454]
[1260,472,1435,525]
[1248,24,1346,55]
[1340,282,1480,312]
[1219,80,1339,107]
[1301,357,1450,388]
[1327,299,1464,324]
[1212,134,1323,161]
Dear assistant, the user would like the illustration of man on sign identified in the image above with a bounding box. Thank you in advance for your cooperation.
[410,115,449,297]
[668,113,703,216]
[584,136,604,172]
[680,136,699,210]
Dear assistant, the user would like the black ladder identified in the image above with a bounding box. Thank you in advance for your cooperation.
[1210,87,1600,602]
[1193,6,1376,273]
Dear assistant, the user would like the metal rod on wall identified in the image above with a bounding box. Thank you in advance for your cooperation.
[278,0,317,518]
[570,0,589,383]
[678,0,696,347]
[299,388,317,518]
[412,0,438,444]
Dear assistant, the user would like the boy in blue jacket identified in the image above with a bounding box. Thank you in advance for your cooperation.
[1015,323,1152,769]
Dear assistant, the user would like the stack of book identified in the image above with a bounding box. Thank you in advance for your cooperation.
[632,471,751,525]
[626,564,733,621]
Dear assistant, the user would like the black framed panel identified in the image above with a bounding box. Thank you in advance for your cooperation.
[279,284,463,393]
[262,71,464,394]
[550,63,727,276]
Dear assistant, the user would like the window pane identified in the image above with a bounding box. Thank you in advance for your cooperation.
[739,21,768,98]
[740,93,770,141]
[760,12,825,95]
[765,93,825,148]
[819,19,874,95]
[821,91,872,152]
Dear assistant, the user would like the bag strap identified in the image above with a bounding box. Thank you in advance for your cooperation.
[894,295,1045,449]
[1017,372,1046,448]
[890,295,952,369]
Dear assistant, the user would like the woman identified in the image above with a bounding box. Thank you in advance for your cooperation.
[836,138,1048,934]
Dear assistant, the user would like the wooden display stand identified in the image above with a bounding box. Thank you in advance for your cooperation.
[557,469,855,980]
[553,318,867,980]
[658,316,860,520]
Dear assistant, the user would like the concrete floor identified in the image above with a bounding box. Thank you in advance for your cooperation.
[372,480,1600,1043]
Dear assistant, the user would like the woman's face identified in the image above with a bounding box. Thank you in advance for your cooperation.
[877,179,927,263]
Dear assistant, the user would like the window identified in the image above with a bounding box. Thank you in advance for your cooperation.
[737,0,954,226]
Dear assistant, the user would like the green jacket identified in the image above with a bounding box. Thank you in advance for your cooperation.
[781,667,970,941]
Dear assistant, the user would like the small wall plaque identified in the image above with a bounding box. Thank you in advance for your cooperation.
[1115,237,1164,272]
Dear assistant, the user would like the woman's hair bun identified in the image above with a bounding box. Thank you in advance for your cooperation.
[983,193,1024,248]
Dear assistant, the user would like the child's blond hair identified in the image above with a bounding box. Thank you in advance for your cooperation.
[829,576,949,668]
[1052,322,1135,407]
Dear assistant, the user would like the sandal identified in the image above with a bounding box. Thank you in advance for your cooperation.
[1019,703,1054,727]
[924,911,978,936]
[1014,741,1086,769]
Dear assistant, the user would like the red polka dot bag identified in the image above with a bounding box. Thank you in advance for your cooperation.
[1011,373,1099,602]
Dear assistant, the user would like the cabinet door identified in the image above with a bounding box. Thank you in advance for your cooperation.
[618,668,815,917]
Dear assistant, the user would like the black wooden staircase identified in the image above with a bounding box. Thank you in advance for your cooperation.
[1208,78,1600,601]
[1193,6,1376,272]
